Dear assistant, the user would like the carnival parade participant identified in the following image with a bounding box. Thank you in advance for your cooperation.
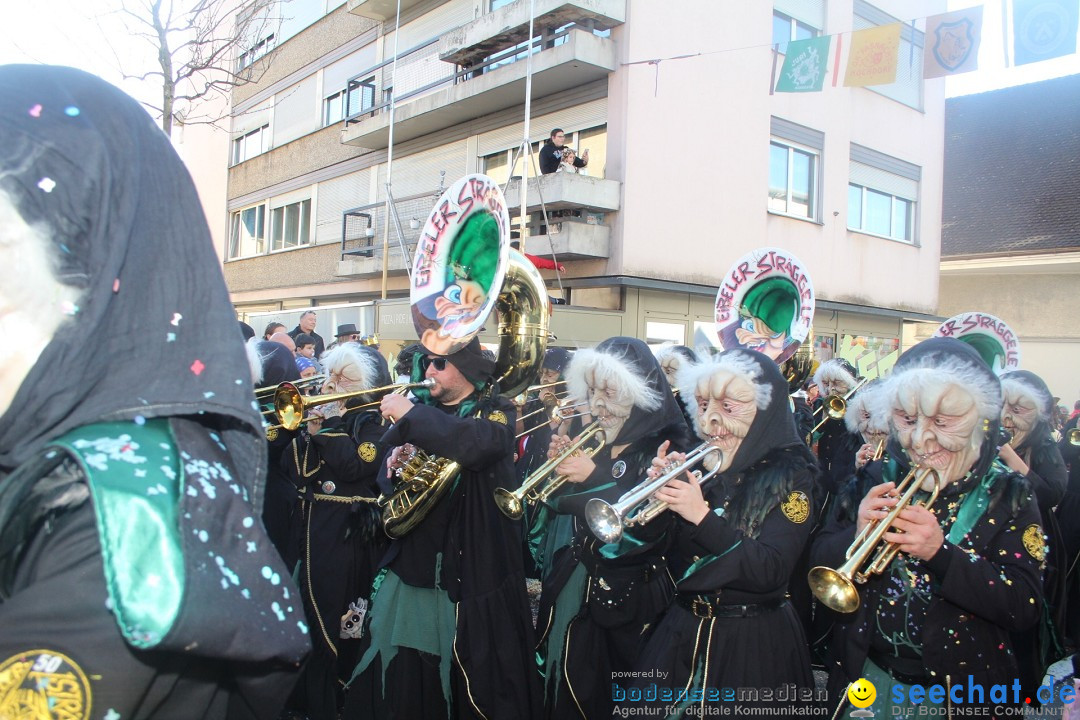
[0,65,309,717]
[998,369,1068,703]
[254,340,304,563]
[812,359,865,492]
[283,343,392,718]
[348,338,541,719]
[655,344,700,432]
[619,349,817,716]
[848,379,891,472]
[536,337,690,719]
[813,338,1045,716]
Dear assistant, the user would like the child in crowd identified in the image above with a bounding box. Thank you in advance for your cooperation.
[295,333,320,377]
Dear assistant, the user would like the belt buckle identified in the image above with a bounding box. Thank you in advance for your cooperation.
[692,596,713,619]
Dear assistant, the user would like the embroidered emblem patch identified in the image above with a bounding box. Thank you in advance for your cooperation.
[322,481,337,494]
[487,410,508,425]
[358,442,377,463]
[611,460,627,478]
[265,427,278,442]
[0,650,92,719]
[781,491,810,524]
[1022,524,1046,561]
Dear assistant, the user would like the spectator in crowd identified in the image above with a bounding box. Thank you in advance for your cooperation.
[289,310,325,357]
[264,321,286,340]
[539,128,588,174]
[270,331,297,353]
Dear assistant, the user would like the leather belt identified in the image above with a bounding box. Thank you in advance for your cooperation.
[676,594,787,619]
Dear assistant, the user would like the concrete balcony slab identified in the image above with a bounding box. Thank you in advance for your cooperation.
[523,221,609,260]
[347,0,434,21]
[503,172,620,213]
[341,30,614,150]
[337,251,411,279]
[440,0,625,67]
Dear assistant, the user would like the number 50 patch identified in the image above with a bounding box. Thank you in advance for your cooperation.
[0,649,92,719]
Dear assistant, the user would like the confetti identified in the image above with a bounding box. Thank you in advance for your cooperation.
[134,415,146,425]
[203,391,215,399]
[64,106,80,117]
[60,300,79,316]
[171,313,183,326]
[37,177,56,193]
[113,278,120,292]
[166,332,176,342]
[190,359,205,375]
[28,104,42,118]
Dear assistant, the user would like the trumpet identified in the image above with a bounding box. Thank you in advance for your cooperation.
[273,379,434,431]
[810,378,869,434]
[511,380,567,407]
[807,465,940,614]
[586,443,724,544]
[1069,427,1080,446]
[494,421,605,519]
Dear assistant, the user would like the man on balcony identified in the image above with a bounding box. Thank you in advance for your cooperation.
[540,128,588,174]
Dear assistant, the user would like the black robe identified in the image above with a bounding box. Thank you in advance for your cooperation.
[349,394,541,720]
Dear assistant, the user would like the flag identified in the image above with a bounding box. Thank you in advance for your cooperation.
[1013,0,1079,66]
[924,6,983,78]
[776,36,833,92]
[844,23,902,87]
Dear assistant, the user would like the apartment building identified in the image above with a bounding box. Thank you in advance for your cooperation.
[223,0,946,376]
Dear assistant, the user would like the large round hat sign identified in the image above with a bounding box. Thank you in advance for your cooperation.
[932,311,1021,375]
[714,247,815,365]
[410,174,510,355]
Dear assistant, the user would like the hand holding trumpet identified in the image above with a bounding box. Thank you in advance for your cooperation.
[648,440,709,525]
[857,481,943,561]
[547,434,594,483]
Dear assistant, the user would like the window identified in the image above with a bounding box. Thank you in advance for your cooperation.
[768,118,824,221]
[229,204,266,259]
[270,199,312,251]
[324,78,375,125]
[480,124,607,183]
[852,0,923,110]
[236,34,276,72]
[769,142,817,218]
[847,144,920,243]
[772,11,817,53]
[233,124,269,165]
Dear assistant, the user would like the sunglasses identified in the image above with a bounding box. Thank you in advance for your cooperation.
[423,357,449,371]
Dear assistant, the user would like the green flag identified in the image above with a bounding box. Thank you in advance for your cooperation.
[775,36,832,93]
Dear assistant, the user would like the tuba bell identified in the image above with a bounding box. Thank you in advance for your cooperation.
[379,174,551,538]
[807,465,940,613]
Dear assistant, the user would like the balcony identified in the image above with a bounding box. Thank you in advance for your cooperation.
[347,0,435,21]
[503,172,620,213]
[336,250,412,279]
[524,220,610,261]
[342,29,615,150]
[439,0,626,67]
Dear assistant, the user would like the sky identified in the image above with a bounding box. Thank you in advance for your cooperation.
[2,0,1080,109]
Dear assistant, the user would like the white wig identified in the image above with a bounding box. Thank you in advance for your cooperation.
[1000,377,1052,423]
[246,337,264,385]
[813,359,857,394]
[884,355,1001,448]
[654,344,697,369]
[844,379,890,435]
[566,347,662,412]
[321,343,380,391]
[676,351,774,413]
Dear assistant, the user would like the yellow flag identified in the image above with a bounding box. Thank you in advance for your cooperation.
[844,23,902,87]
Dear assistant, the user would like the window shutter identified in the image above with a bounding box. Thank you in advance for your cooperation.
[273,75,319,146]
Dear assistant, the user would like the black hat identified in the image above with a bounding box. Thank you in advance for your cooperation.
[239,321,255,341]
[336,323,359,338]
[439,338,496,385]
[542,347,572,373]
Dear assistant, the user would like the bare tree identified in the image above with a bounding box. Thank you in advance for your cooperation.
[108,0,284,137]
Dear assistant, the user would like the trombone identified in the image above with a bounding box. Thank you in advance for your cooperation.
[494,420,605,519]
[511,380,567,407]
[272,379,435,431]
[586,443,724,544]
[255,374,327,401]
[1069,427,1080,446]
[807,465,940,614]
[810,377,869,434]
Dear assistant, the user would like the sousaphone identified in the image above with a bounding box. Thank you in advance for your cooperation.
[380,174,551,537]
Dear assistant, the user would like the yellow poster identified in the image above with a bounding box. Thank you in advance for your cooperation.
[844,23,902,87]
